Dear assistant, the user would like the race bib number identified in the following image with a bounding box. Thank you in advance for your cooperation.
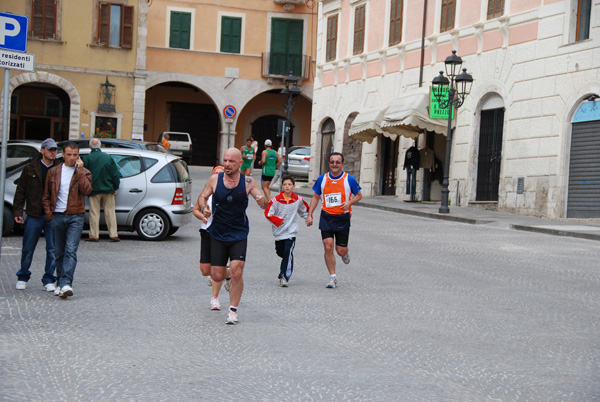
[324,192,342,208]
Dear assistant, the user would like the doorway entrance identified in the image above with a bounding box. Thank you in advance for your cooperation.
[476,107,504,201]
[381,136,398,195]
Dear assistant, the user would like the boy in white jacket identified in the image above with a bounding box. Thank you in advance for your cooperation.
[264,176,310,286]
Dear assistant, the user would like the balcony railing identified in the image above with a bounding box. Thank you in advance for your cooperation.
[261,52,311,80]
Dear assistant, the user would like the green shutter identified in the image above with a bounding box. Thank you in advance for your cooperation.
[269,18,303,76]
[170,12,191,49]
[221,16,242,53]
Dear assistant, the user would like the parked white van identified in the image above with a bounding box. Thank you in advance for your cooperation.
[160,132,192,164]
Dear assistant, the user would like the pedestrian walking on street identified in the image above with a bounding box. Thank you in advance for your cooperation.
[42,142,92,299]
[240,138,254,177]
[307,152,362,288]
[13,138,60,292]
[258,139,281,201]
[193,165,231,311]
[82,138,121,242]
[265,176,309,287]
[196,148,267,324]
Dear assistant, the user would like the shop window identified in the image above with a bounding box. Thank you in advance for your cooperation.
[389,0,403,46]
[95,116,117,138]
[97,3,133,49]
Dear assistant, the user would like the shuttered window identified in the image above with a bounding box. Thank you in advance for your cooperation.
[389,0,402,46]
[487,0,504,19]
[169,11,191,49]
[269,18,303,76]
[326,15,338,62]
[97,3,134,49]
[220,16,242,53]
[440,0,455,33]
[353,5,365,55]
[32,0,57,40]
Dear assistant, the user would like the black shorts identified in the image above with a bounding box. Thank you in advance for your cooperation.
[321,228,350,247]
[210,237,247,267]
[199,229,211,264]
[262,175,274,182]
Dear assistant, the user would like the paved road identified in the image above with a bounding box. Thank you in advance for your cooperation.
[1,166,599,401]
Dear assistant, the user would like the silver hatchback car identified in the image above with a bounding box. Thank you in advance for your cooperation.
[78,148,193,241]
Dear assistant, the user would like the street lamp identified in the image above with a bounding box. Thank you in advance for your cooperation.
[280,71,301,176]
[431,50,473,214]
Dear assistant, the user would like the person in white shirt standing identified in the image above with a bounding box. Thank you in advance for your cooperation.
[42,142,92,299]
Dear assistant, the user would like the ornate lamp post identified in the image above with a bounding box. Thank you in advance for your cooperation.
[279,71,301,176]
[431,50,473,213]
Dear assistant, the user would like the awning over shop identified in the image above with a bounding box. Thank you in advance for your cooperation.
[380,88,453,140]
[348,106,389,144]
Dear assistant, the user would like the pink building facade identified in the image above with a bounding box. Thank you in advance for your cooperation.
[310,0,600,219]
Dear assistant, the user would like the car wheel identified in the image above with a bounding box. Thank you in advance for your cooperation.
[3,206,14,237]
[167,226,179,236]
[134,208,171,241]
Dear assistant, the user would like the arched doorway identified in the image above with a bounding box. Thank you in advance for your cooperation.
[476,94,505,201]
[567,97,600,218]
[251,114,290,168]
[145,82,220,166]
[342,112,361,181]
[320,118,335,175]
[10,83,70,141]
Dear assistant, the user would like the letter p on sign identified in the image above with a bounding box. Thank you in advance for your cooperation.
[0,13,28,52]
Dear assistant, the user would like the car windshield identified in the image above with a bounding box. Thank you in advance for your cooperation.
[290,147,310,156]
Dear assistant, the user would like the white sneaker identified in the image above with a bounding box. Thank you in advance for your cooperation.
[210,297,221,310]
[224,277,231,292]
[16,281,27,290]
[280,277,288,287]
[326,277,337,288]
[226,309,238,325]
[54,287,61,296]
[207,276,212,287]
[59,285,73,298]
[44,283,56,292]
[341,252,350,264]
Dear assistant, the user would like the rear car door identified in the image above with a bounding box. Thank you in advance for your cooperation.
[110,153,150,226]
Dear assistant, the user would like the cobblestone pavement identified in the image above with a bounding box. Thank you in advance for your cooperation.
[1,167,599,401]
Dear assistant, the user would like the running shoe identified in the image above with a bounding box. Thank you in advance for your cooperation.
[16,281,26,290]
[54,287,61,296]
[44,283,56,292]
[59,285,73,298]
[210,297,221,310]
[207,276,212,287]
[224,277,231,292]
[280,278,288,287]
[341,252,350,264]
[326,277,337,288]
[226,309,239,325]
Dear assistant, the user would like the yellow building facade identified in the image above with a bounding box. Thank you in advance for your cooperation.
[145,0,317,165]
[0,0,144,142]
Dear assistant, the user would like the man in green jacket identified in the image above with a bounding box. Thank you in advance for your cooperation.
[82,138,120,242]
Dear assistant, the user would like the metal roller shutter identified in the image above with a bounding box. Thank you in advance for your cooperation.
[567,121,600,218]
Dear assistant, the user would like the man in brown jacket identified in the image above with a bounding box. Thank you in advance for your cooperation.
[43,142,92,298]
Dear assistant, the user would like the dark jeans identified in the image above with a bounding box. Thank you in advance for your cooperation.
[406,165,417,195]
[51,213,84,288]
[275,237,296,281]
[16,214,56,285]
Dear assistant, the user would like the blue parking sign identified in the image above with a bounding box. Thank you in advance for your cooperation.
[0,13,28,53]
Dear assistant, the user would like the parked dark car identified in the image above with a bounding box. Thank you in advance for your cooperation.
[58,139,170,154]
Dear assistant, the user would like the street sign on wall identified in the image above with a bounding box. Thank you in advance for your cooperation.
[223,105,237,119]
[0,50,34,72]
[0,12,28,53]
[430,87,454,120]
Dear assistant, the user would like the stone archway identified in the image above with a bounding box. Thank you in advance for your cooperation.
[5,72,81,139]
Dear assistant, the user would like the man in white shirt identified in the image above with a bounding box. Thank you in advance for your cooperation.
[42,142,92,298]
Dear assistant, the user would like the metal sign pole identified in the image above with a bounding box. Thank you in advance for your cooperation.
[0,68,11,258]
